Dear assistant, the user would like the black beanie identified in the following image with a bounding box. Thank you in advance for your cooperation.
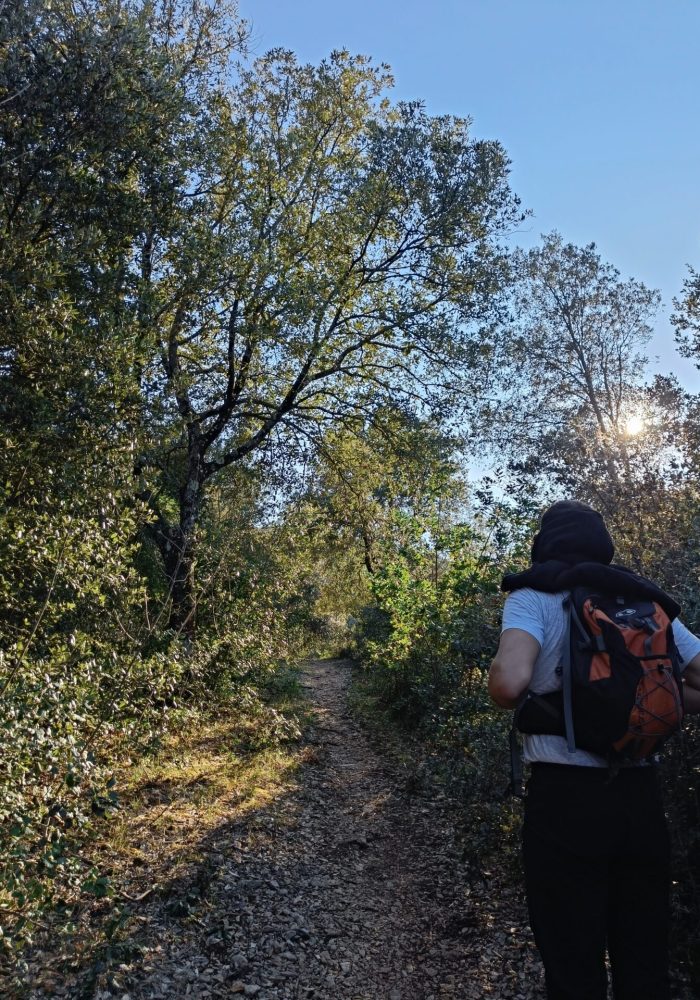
[531,500,615,566]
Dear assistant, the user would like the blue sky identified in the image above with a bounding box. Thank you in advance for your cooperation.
[239,0,700,389]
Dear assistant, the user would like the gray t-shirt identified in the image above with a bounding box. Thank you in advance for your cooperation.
[502,588,700,766]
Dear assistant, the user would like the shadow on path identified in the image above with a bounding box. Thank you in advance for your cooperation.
[95,659,543,1000]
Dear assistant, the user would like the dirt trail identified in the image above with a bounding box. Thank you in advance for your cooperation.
[109,659,543,999]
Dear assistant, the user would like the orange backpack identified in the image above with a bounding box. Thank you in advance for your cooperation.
[516,587,684,760]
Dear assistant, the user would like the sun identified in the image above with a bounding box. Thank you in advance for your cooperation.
[624,414,645,436]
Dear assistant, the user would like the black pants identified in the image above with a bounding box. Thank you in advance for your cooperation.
[523,763,671,1000]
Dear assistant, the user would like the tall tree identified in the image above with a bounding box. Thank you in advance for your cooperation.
[493,233,659,489]
[0,0,246,629]
[0,0,247,937]
[492,234,700,575]
[134,49,523,628]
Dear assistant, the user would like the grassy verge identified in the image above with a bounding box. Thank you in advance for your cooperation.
[8,664,312,998]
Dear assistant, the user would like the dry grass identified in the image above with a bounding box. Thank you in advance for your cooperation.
[94,704,307,900]
[7,674,311,998]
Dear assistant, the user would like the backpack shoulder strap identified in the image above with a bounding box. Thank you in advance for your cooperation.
[562,593,577,754]
[508,716,525,798]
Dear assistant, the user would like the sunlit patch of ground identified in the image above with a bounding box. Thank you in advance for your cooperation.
[10,677,310,998]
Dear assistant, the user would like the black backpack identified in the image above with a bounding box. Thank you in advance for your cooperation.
[509,586,684,793]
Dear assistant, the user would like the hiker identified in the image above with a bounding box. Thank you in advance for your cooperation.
[488,500,700,1000]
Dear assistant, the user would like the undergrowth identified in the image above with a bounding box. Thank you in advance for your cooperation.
[1,663,309,998]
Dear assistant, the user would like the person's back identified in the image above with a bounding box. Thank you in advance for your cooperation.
[488,500,700,1000]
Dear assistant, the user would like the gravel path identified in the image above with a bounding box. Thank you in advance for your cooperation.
[108,659,545,999]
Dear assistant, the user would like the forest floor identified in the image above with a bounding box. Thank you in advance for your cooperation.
[20,658,699,999]
[26,659,546,999]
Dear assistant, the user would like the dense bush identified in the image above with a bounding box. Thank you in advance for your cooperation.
[0,453,321,955]
[353,516,531,863]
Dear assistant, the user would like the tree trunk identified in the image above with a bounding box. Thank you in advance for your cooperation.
[361,526,375,575]
[153,473,202,636]
[163,525,197,635]
[172,468,202,634]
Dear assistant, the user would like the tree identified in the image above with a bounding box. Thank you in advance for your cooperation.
[672,266,700,364]
[500,232,659,470]
[491,233,657,491]
[0,0,249,936]
[489,234,700,577]
[0,0,247,630]
[305,411,465,577]
[133,48,523,629]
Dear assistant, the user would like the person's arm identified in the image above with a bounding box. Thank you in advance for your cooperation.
[683,653,700,715]
[671,618,700,716]
[488,628,541,710]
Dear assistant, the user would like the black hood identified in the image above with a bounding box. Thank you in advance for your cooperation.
[531,499,615,566]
